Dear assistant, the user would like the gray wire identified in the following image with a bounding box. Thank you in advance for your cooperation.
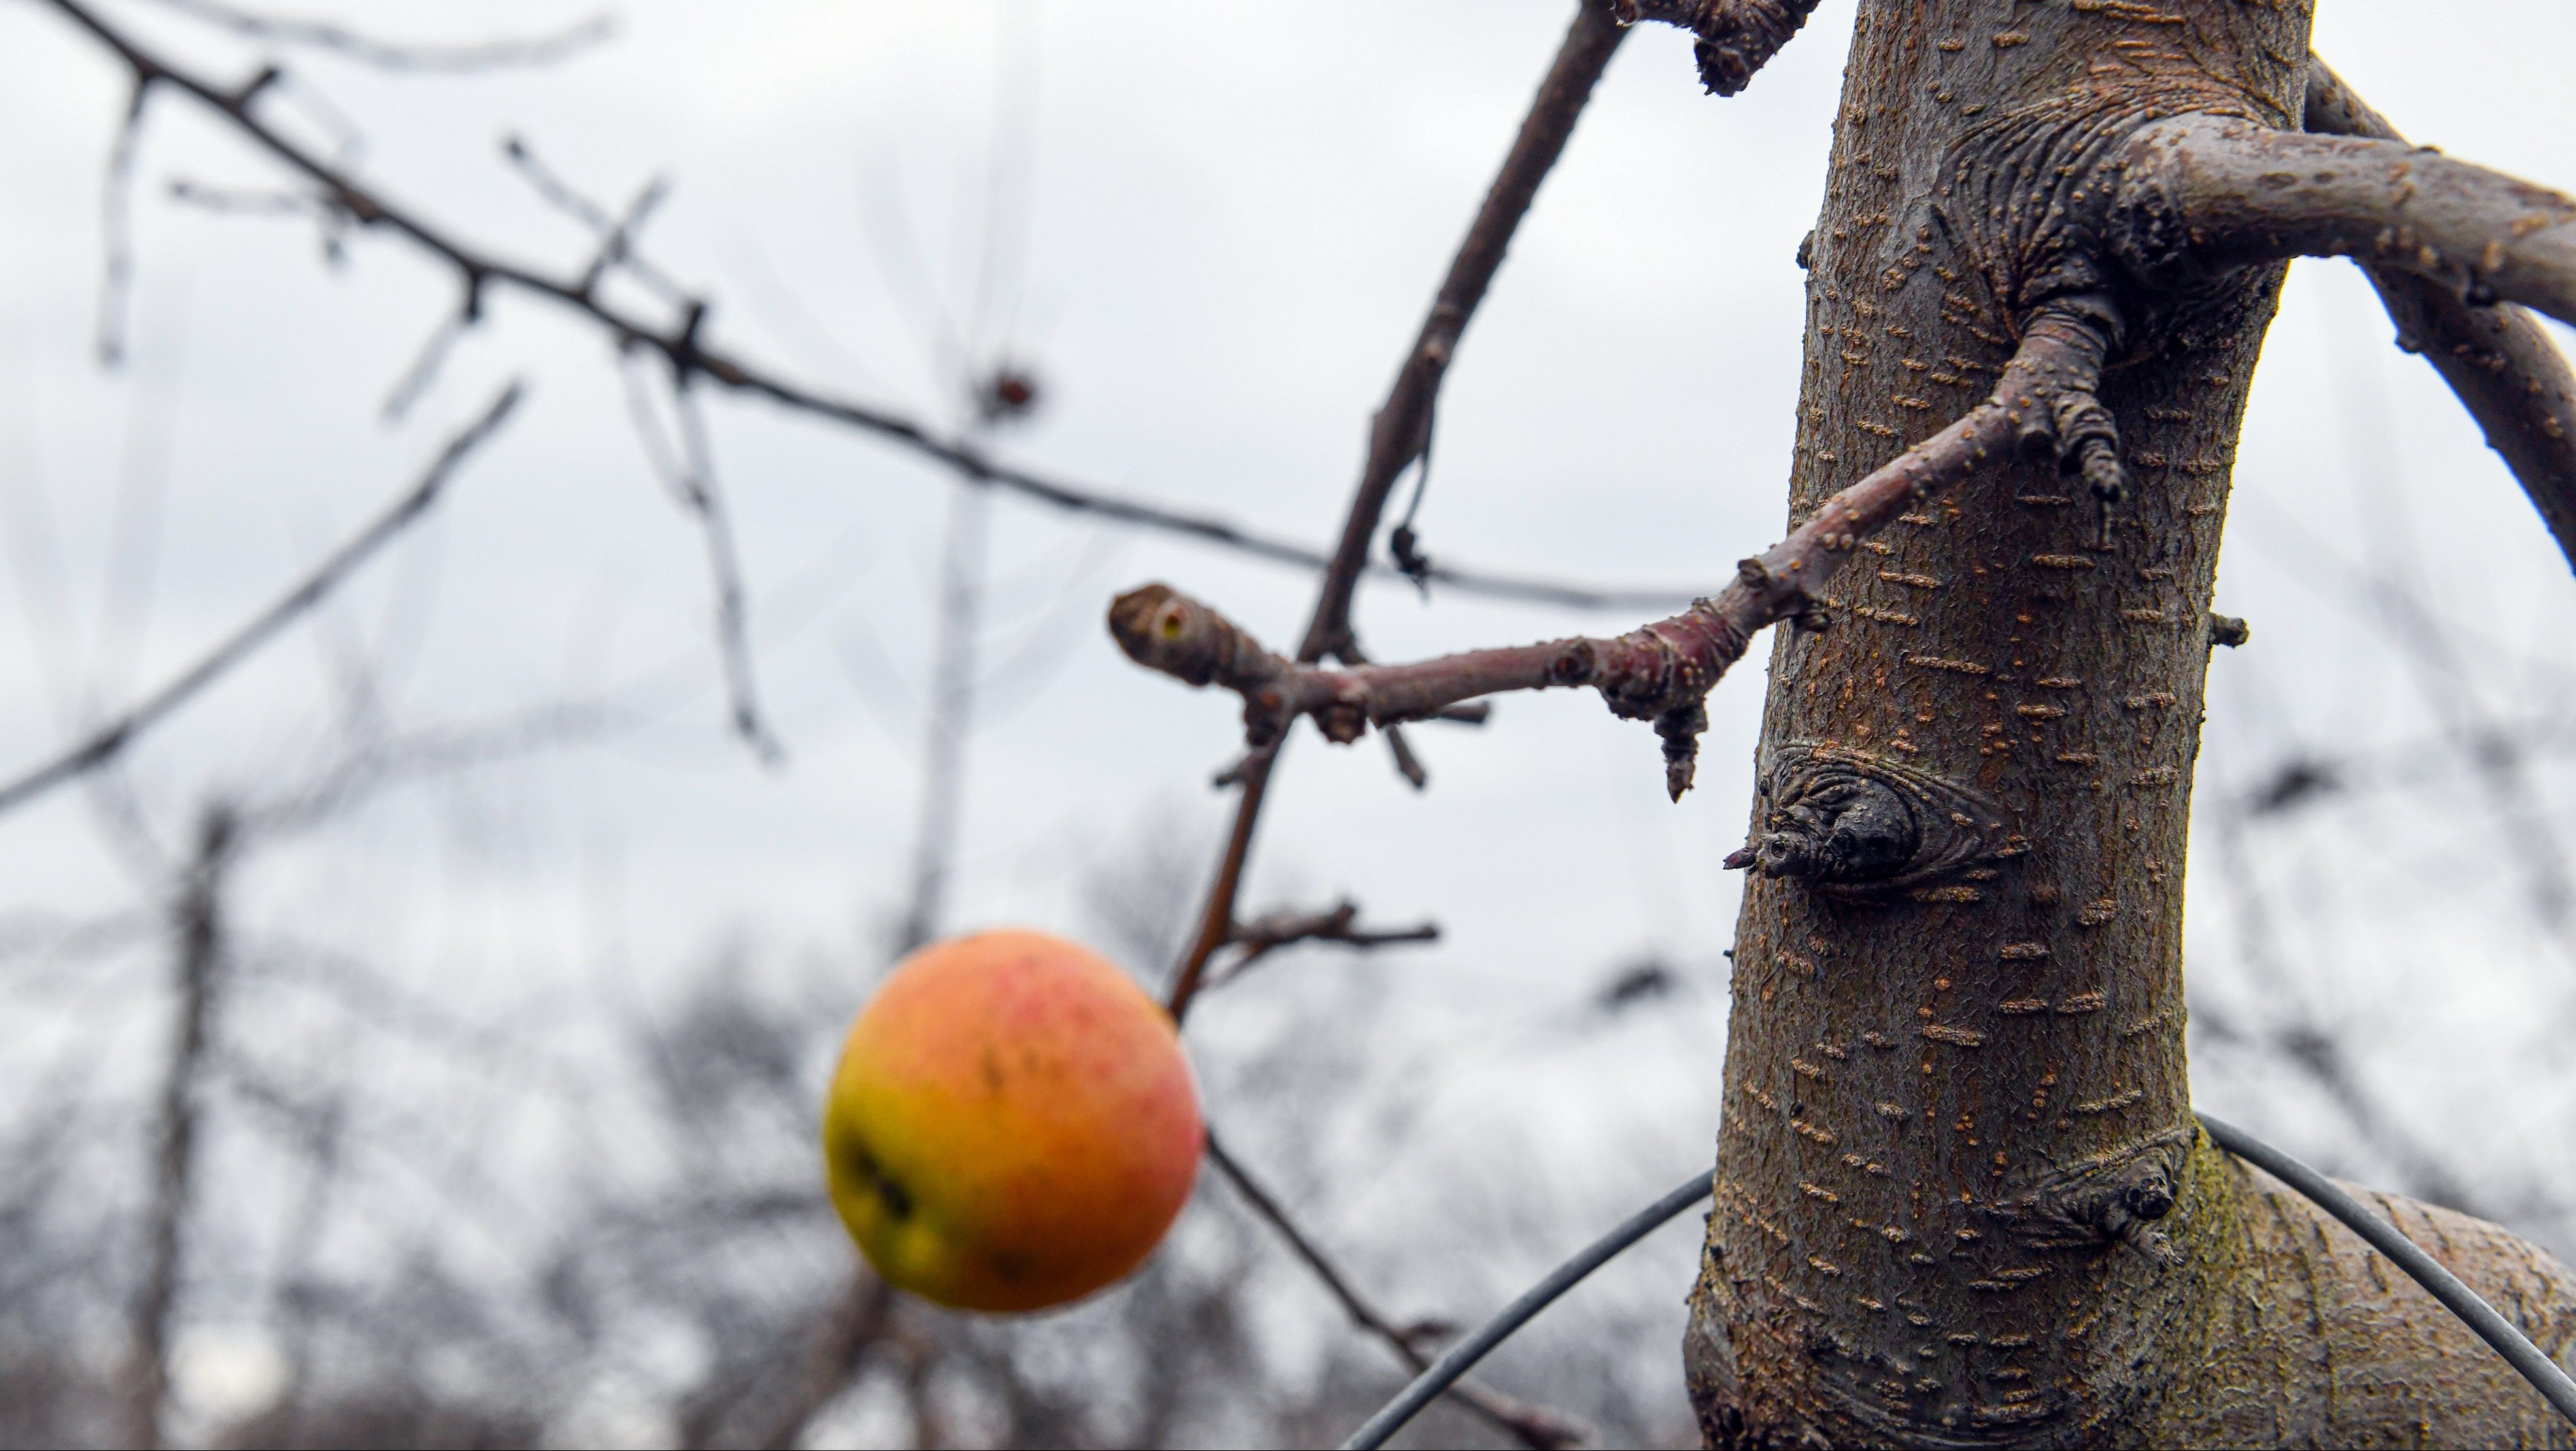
[1341,1118,2576,1449]
[1338,1172,1711,1451]
[2197,1111,2576,1427]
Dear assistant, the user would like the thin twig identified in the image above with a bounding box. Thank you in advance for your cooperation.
[127,803,237,1451]
[500,135,685,303]
[379,296,474,423]
[143,0,616,73]
[1164,0,1632,1021]
[651,365,785,765]
[95,77,152,368]
[613,347,783,762]
[1296,0,1629,667]
[1199,900,1439,993]
[1205,1133,1591,1450]
[39,0,1689,613]
[165,178,314,216]
[0,382,525,823]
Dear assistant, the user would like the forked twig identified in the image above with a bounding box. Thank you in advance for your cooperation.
[1199,901,1438,993]
[41,0,1693,614]
[142,0,616,74]
[1164,0,1633,1022]
[1119,314,2112,801]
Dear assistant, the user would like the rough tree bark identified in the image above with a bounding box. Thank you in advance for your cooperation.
[1685,3,2576,1446]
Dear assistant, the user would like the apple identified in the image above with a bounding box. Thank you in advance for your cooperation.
[821,929,1204,1312]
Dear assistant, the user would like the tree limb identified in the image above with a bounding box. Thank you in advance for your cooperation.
[0,382,524,823]
[38,0,1693,614]
[2303,57,2576,575]
[1164,0,1631,1020]
[1118,314,2112,799]
[2126,116,2576,329]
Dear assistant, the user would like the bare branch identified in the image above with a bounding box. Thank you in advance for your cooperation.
[1120,315,2109,798]
[500,135,685,304]
[379,279,479,423]
[2128,117,2576,329]
[1298,0,1629,666]
[143,0,616,73]
[619,352,785,765]
[2304,58,2576,576]
[0,382,525,824]
[1205,1133,1591,1451]
[165,177,314,216]
[38,0,1687,612]
[1200,900,1438,992]
[127,803,237,1451]
[1166,0,1631,1021]
[95,77,151,368]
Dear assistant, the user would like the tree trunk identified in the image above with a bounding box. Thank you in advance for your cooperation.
[1686,2,2576,1445]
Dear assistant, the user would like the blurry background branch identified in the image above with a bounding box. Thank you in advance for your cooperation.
[43,0,1704,616]
[139,0,617,74]
[0,381,525,822]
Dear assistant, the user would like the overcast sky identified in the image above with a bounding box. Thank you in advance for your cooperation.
[6,3,2576,1413]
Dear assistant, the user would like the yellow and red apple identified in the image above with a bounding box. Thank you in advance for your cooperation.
[821,929,1204,1312]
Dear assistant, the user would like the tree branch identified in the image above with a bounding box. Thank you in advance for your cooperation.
[39,0,1691,614]
[2127,116,2576,329]
[500,134,685,305]
[0,382,524,823]
[1119,315,2110,799]
[2303,58,2576,576]
[1164,0,1630,1021]
[141,0,617,74]
[1204,1133,1590,1451]
[95,76,151,368]
[1298,0,1629,665]
[1200,899,1438,993]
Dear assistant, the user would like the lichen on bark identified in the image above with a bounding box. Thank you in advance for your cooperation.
[1686,2,2576,1445]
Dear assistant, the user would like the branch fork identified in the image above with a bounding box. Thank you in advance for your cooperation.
[1112,308,2122,801]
